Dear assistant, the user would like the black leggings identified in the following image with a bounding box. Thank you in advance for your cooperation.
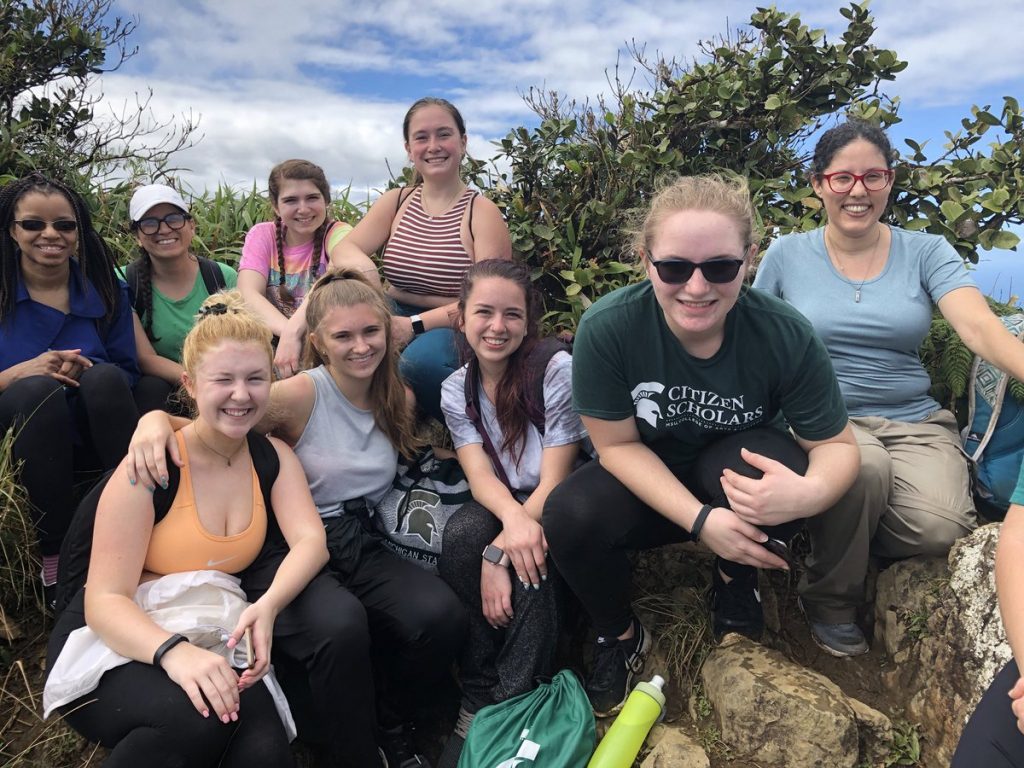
[0,367,137,556]
[47,592,292,768]
[542,427,807,637]
[242,520,467,767]
[439,501,562,713]
[953,658,1024,767]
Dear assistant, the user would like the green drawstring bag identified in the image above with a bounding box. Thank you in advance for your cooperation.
[458,670,596,767]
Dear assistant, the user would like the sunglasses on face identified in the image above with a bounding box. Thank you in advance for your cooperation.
[133,212,192,236]
[647,255,746,285]
[13,219,78,233]
[820,169,894,194]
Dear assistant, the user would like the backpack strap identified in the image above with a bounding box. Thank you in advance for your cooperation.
[966,317,1024,461]
[124,259,144,316]
[197,257,227,296]
[463,358,515,490]
[467,191,479,244]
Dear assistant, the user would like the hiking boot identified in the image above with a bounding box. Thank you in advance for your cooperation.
[710,568,763,641]
[799,599,869,657]
[378,723,430,768]
[586,617,651,717]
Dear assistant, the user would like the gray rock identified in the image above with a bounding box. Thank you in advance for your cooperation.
[874,523,1011,767]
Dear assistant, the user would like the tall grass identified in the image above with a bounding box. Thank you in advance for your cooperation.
[0,428,35,618]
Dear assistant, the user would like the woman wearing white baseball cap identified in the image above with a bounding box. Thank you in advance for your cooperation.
[120,183,238,413]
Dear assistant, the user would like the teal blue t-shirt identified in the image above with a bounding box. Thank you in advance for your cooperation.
[754,226,975,422]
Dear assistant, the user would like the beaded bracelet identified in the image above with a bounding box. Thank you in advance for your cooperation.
[153,633,189,668]
[690,504,714,542]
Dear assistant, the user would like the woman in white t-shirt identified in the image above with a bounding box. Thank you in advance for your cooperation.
[436,259,590,767]
[237,159,378,379]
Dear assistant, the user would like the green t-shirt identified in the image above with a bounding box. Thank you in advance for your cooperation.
[572,281,848,471]
[117,260,238,363]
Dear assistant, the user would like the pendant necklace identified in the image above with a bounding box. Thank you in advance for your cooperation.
[192,423,246,467]
[826,225,883,303]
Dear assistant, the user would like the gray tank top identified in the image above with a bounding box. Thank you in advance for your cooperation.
[292,365,399,518]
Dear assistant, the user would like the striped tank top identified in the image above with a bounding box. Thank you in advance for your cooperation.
[382,186,477,297]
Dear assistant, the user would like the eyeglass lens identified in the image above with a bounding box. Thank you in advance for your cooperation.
[15,219,77,232]
[138,213,189,235]
[825,170,892,193]
[651,258,744,284]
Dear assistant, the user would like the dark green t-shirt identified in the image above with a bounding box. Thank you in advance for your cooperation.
[572,282,848,471]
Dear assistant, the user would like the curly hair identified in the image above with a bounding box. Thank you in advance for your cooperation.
[810,119,897,178]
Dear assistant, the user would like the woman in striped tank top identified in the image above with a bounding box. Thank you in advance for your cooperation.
[334,97,512,421]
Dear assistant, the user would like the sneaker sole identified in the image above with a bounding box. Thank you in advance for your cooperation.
[591,625,653,718]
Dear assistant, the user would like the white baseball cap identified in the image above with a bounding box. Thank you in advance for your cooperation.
[129,184,190,222]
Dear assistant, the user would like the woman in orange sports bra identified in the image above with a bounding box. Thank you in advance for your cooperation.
[45,291,327,767]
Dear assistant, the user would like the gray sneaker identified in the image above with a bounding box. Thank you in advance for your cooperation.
[800,599,869,657]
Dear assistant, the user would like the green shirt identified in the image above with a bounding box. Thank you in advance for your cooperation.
[572,281,848,471]
[117,260,238,363]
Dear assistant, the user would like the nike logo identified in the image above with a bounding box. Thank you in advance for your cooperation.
[207,556,236,567]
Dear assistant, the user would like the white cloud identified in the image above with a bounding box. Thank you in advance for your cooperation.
[99,0,1023,196]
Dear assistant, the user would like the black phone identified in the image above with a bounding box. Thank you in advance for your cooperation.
[763,537,794,568]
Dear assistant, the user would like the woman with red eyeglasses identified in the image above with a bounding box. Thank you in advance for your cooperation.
[543,174,859,718]
[754,120,1024,658]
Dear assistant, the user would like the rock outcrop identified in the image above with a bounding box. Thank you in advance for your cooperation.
[874,523,1010,766]
[701,633,891,767]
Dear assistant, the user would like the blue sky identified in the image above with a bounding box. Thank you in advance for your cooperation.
[96,0,1024,298]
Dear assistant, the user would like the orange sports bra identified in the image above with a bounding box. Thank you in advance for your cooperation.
[143,431,267,575]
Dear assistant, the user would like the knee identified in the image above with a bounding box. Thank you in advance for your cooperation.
[0,376,65,424]
[442,503,499,566]
[853,445,892,499]
[314,602,371,662]
[543,478,596,553]
[78,362,131,397]
[400,579,467,652]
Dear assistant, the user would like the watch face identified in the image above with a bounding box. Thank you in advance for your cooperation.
[483,544,504,564]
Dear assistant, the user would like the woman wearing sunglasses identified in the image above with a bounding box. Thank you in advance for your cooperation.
[0,173,140,605]
[754,120,1024,658]
[543,174,859,717]
[121,184,238,414]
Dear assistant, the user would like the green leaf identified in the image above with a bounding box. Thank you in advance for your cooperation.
[764,94,783,110]
[992,230,1021,250]
[532,224,556,240]
[940,200,966,222]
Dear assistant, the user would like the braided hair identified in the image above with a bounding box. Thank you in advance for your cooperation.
[0,173,120,326]
[267,159,333,309]
[134,245,160,342]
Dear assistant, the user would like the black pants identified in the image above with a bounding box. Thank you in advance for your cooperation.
[0,367,137,556]
[242,517,467,767]
[133,374,191,416]
[439,501,562,713]
[953,658,1024,767]
[47,591,292,768]
[542,427,807,637]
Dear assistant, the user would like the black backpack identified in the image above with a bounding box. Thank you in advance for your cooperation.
[463,337,571,490]
[56,432,281,615]
[123,257,228,319]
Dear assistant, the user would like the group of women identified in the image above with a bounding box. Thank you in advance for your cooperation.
[0,99,1018,765]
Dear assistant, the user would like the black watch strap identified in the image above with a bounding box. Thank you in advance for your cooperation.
[153,633,189,667]
[690,504,714,542]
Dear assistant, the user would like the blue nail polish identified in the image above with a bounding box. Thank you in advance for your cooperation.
[129,477,136,486]
[159,476,168,489]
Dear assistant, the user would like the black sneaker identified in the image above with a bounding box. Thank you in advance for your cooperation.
[378,723,430,768]
[586,618,651,717]
[710,568,763,641]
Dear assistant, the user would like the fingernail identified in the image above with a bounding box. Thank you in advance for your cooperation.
[146,485,155,493]
[159,476,168,489]
[202,710,210,718]
[129,477,136,486]
[532,583,540,591]
[541,573,548,582]
[222,714,230,723]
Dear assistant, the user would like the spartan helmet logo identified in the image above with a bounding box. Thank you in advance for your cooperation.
[393,488,440,545]
[631,381,666,429]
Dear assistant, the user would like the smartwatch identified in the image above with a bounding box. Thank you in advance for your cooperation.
[482,544,509,567]
[410,314,426,336]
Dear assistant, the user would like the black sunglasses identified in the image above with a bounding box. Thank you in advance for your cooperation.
[133,212,192,235]
[14,219,78,233]
[647,255,745,284]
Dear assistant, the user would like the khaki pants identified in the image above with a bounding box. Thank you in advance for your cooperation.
[800,409,978,623]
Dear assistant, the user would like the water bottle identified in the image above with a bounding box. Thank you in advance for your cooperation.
[586,675,666,768]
